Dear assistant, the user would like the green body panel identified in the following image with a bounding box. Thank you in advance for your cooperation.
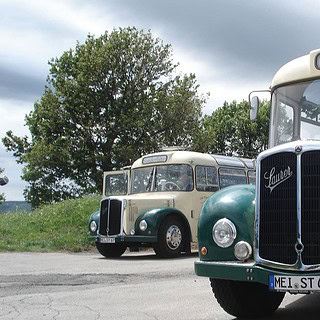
[195,260,320,287]
[91,207,189,246]
[135,207,191,238]
[198,184,255,261]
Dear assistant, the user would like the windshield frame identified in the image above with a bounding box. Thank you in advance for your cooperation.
[269,79,320,148]
[130,164,194,194]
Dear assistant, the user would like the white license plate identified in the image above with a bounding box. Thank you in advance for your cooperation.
[100,237,115,244]
[269,275,320,292]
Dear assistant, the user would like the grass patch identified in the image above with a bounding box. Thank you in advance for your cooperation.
[0,195,100,252]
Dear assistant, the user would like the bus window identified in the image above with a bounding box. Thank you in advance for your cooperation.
[154,164,193,191]
[131,167,154,193]
[105,173,128,196]
[219,168,246,189]
[131,164,193,193]
[196,166,219,192]
[248,170,256,185]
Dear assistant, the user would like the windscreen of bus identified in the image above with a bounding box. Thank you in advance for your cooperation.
[130,164,193,193]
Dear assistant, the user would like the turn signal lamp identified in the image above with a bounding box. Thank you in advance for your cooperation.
[201,247,208,255]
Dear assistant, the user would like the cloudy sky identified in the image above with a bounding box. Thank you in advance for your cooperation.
[1,0,320,201]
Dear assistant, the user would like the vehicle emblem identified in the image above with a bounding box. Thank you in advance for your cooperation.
[264,166,293,193]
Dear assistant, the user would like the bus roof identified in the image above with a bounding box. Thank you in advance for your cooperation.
[271,48,320,89]
[132,151,254,169]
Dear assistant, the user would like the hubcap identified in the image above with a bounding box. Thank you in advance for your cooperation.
[166,225,182,250]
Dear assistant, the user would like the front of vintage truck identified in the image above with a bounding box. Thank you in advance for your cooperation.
[195,49,320,318]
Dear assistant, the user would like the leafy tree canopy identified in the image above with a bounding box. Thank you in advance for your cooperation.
[192,100,270,157]
[3,27,206,207]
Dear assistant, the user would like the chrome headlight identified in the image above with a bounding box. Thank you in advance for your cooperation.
[234,241,252,261]
[139,220,148,231]
[212,218,237,248]
[89,221,98,233]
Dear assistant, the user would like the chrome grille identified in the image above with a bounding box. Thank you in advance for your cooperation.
[259,152,297,264]
[301,151,320,265]
[99,199,122,236]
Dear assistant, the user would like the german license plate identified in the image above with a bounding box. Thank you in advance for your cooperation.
[269,275,320,292]
[100,237,115,244]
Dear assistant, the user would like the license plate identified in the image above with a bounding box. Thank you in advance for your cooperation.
[269,275,320,292]
[100,237,115,244]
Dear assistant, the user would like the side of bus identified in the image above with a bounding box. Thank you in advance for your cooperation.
[88,151,255,258]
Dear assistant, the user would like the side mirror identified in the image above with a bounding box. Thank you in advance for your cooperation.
[0,176,9,186]
[250,96,260,120]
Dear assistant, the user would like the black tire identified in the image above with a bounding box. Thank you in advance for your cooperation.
[96,242,127,258]
[210,278,285,318]
[153,216,186,258]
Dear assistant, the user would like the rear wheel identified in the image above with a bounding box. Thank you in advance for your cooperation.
[96,242,127,258]
[153,216,186,258]
[210,278,285,318]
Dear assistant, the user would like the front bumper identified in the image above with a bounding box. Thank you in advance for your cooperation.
[96,234,157,245]
[195,260,320,287]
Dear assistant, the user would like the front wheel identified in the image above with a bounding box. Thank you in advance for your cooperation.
[210,278,285,318]
[153,216,186,258]
[96,242,127,258]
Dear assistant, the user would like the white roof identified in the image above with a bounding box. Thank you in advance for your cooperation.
[271,49,320,89]
[132,151,254,169]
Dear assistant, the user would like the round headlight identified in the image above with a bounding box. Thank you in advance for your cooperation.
[212,218,237,248]
[90,221,98,233]
[234,241,252,261]
[139,220,148,231]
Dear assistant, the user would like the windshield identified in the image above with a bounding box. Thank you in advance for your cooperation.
[269,79,320,147]
[131,164,193,194]
[105,173,128,196]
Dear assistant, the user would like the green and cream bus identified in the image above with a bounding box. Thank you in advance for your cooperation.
[195,49,320,318]
[88,149,255,258]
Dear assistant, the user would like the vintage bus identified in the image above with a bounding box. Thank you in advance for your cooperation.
[195,49,320,318]
[88,149,255,258]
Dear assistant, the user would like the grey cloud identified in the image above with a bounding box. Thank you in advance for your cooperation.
[99,0,320,83]
[0,65,46,102]
[2,2,80,42]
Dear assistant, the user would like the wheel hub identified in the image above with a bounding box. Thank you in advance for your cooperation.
[166,225,182,250]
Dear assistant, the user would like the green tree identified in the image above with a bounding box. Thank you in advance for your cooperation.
[192,100,270,157]
[3,27,205,207]
[0,167,6,204]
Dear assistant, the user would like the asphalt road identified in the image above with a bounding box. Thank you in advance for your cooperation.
[1,251,320,320]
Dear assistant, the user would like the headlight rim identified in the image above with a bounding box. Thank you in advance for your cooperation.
[139,219,148,232]
[212,218,237,248]
[89,220,98,233]
[234,241,252,261]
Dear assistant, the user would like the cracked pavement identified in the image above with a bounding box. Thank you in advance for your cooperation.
[0,252,319,319]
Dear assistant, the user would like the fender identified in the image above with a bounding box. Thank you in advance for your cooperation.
[198,184,256,262]
[135,207,192,240]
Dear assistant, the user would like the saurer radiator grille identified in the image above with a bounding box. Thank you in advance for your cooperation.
[259,152,297,264]
[108,200,122,235]
[301,151,320,265]
[99,199,122,236]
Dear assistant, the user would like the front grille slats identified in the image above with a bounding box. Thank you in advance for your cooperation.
[259,149,320,267]
[108,200,122,235]
[259,152,297,264]
[301,151,320,265]
[99,199,122,236]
